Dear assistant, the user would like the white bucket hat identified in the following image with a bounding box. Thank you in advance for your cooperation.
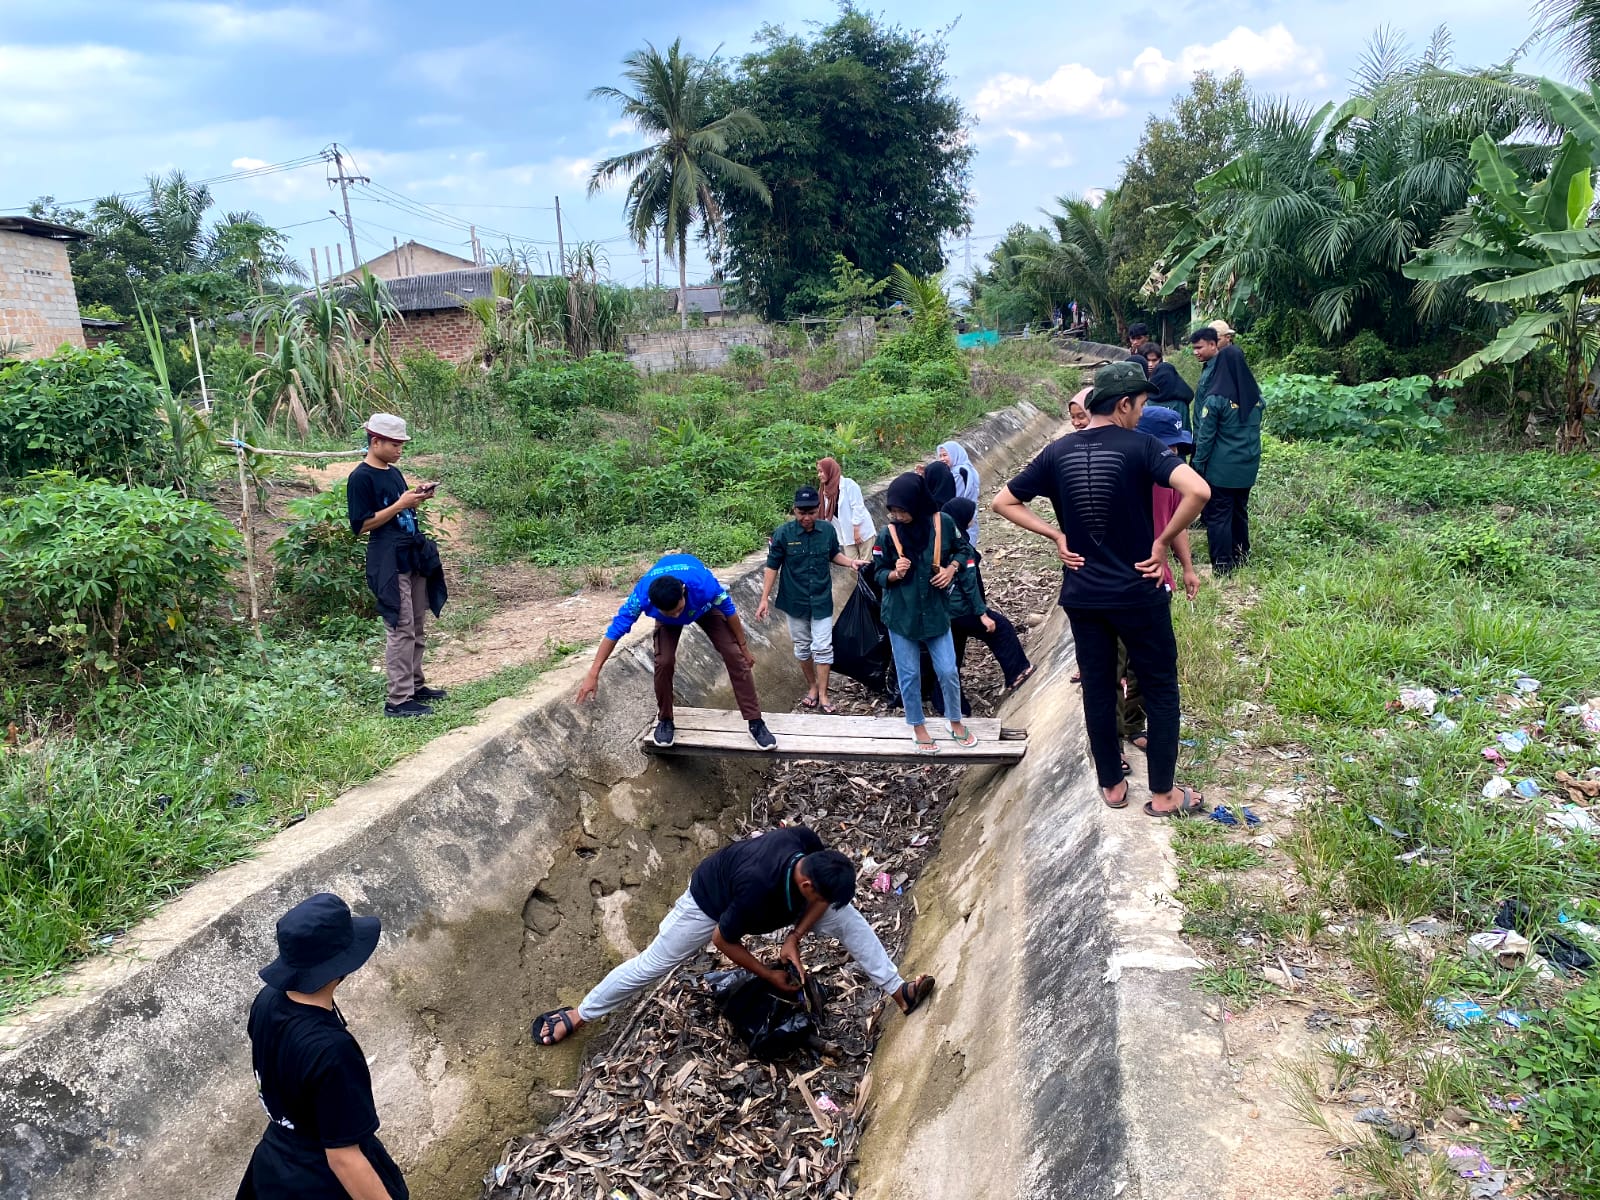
[365,413,410,441]
[1208,319,1236,337]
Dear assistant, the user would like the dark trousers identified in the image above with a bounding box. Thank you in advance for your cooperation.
[1066,603,1180,793]
[951,610,1032,688]
[1202,486,1251,573]
[653,611,761,721]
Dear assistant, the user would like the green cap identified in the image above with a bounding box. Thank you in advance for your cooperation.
[1090,361,1149,405]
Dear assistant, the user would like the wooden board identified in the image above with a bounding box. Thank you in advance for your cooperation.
[641,707,1028,765]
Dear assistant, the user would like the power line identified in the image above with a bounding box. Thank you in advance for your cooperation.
[2,151,331,213]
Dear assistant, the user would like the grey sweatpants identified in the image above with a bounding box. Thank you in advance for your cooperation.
[577,887,906,1020]
[385,571,429,705]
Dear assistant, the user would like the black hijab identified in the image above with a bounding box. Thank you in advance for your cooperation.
[923,461,957,508]
[886,472,936,556]
[1148,361,1193,407]
[1208,344,1262,420]
[941,498,980,559]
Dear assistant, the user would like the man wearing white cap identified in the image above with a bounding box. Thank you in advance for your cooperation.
[347,414,448,718]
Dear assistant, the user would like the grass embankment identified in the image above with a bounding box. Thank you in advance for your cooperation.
[0,339,1068,1020]
[0,644,559,1015]
[1167,436,1600,1197]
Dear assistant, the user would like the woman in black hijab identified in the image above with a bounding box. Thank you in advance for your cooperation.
[1141,342,1195,430]
[871,474,971,753]
[922,460,958,509]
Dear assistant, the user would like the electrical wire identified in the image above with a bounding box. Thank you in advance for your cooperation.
[2,151,332,213]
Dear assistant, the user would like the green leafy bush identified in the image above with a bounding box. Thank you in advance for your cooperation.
[0,474,240,675]
[271,483,375,627]
[727,343,765,376]
[506,352,640,435]
[1338,330,1392,384]
[1275,344,1339,377]
[1487,979,1600,1196]
[1431,518,1533,582]
[1264,374,1457,449]
[0,345,162,482]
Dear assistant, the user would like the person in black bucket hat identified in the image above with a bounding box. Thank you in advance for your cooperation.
[237,893,408,1200]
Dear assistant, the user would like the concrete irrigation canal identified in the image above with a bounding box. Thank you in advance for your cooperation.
[0,397,1246,1200]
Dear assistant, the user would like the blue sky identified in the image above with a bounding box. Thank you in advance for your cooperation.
[0,0,1563,289]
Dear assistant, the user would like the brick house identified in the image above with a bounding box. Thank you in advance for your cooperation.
[0,215,89,358]
[383,267,495,364]
[671,284,729,326]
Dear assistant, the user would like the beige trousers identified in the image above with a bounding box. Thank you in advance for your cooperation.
[385,571,429,705]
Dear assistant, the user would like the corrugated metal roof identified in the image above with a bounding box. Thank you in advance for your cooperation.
[382,267,496,312]
[0,215,89,241]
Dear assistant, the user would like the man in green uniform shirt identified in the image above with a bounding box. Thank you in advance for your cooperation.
[755,486,867,714]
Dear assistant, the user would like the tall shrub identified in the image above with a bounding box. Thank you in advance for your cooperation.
[0,474,240,676]
[0,346,162,483]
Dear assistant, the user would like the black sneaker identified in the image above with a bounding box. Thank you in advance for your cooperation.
[653,719,675,746]
[384,699,433,718]
[748,719,777,751]
[413,685,449,701]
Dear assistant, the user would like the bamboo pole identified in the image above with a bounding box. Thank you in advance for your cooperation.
[233,420,266,654]
[215,439,364,459]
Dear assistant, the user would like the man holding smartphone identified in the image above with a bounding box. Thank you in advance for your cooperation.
[347,413,448,718]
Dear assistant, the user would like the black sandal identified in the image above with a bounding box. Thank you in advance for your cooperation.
[533,1008,578,1046]
[1143,785,1206,819]
[1121,757,1132,776]
[897,975,936,1015]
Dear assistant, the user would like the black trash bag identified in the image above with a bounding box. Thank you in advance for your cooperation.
[831,574,891,694]
[705,967,824,1060]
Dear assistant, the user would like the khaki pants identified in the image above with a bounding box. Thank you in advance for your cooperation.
[386,571,429,705]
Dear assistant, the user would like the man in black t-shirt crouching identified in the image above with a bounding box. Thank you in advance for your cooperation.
[531,826,935,1046]
[346,413,448,719]
[992,362,1212,817]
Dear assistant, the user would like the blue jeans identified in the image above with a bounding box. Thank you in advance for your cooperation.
[889,629,963,728]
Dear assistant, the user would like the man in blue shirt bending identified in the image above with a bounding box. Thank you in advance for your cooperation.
[577,553,776,750]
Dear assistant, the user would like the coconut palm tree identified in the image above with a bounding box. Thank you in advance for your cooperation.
[1535,0,1600,81]
[588,39,770,329]
[1014,192,1127,338]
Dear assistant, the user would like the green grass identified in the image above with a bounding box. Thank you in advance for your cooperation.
[0,635,569,1016]
[1165,429,1600,1194]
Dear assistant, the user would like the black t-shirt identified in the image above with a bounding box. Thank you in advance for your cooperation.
[240,987,408,1199]
[689,826,824,941]
[346,462,419,570]
[1006,426,1181,610]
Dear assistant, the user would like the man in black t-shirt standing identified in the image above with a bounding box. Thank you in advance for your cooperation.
[346,413,448,719]
[238,893,406,1200]
[992,362,1212,817]
[530,826,935,1046]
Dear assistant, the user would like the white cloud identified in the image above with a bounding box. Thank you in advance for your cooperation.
[151,3,363,48]
[1118,25,1325,93]
[974,64,1124,121]
[606,120,636,140]
[231,156,269,170]
[0,44,168,136]
[973,23,1325,125]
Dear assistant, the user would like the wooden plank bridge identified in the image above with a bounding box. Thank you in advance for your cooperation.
[640,707,1028,765]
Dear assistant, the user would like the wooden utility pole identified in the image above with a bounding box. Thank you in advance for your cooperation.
[329,144,369,272]
[554,195,565,274]
[336,244,345,277]
[232,420,266,656]
[190,316,211,413]
[655,229,661,289]
[310,250,320,289]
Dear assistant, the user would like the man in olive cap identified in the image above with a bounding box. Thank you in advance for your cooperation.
[992,362,1212,817]
[347,414,448,719]
[238,892,406,1200]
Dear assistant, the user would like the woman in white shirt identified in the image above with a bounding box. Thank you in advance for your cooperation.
[817,457,875,557]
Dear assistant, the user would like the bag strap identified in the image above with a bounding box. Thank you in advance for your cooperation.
[887,518,941,568]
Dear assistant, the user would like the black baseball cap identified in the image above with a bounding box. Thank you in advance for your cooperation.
[794,486,821,509]
[259,893,381,993]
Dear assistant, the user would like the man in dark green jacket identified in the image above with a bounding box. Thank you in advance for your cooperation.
[755,486,867,714]
[1189,328,1264,574]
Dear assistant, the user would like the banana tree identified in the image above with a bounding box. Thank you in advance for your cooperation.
[1404,77,1600,450]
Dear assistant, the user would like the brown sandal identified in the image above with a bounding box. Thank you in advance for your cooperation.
[1102,780,1130,809]
[1143,785,1206,819]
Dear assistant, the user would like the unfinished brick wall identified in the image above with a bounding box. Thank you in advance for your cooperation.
[624,326,772,374]
[0,231,86,358]
[388,308,480,364]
